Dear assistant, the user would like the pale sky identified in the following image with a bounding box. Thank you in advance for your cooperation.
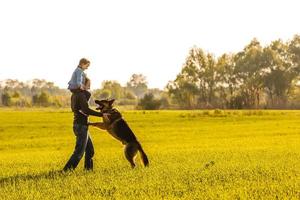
[0,0,299,89]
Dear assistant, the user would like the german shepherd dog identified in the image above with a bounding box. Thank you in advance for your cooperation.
[88,99,149,168]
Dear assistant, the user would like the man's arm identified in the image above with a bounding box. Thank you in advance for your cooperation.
[88,122,107,130]
[77,93,103,117]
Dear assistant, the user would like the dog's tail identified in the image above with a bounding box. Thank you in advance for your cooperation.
[137,142,149,167]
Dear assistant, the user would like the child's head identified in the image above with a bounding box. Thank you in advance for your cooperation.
[79,58,90,70]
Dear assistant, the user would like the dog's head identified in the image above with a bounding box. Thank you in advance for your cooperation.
[95,99,115,112]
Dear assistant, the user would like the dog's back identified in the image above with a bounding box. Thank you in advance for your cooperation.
[111,118,137,144]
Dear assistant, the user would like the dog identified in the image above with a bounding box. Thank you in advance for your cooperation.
[88,99,149,168]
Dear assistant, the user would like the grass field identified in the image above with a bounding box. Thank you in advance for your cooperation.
[0,108,299,199]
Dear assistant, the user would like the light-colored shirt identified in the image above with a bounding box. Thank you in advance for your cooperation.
[68,67,86,90]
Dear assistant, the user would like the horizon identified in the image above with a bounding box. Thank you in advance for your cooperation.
[1,0,299,89]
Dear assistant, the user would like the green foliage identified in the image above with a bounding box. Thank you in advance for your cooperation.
[101,81,123,99]
[261,39,297,108]
[167,35,300,109]
[138,93,161,110]
[0,79,70,107]
[32,91,51,106]
[94,89,111,99]
[92,75,149,107]
[12,91,20,98]
[1,92,12,106]
[126,74,148,98]
[233,38,264,108]
[0,109,299,199]
[124,90,136,100]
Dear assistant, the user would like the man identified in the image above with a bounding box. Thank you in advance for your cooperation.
[63,58,103,171]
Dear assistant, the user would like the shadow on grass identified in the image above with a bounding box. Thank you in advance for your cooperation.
[0,170,67,186]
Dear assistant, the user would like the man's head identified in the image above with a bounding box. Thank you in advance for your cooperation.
[79,58,90,70]
[95,99,115,112]
[83,90,91,101]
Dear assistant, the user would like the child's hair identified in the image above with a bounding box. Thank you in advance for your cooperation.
[79,58,90,66]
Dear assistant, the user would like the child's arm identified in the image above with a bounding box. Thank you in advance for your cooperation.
[75,69,85,89]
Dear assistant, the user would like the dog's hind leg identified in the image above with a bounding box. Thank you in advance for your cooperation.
[124,143,138,168]
[137,142,149,167]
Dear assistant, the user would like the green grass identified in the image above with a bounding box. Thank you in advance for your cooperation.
[0,108,299,199]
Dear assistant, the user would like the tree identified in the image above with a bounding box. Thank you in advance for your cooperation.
[262,39,298,107]
[101,81,123,99]
[1,92,12,106]
[167,47,200,108]
[215,53,236,108]
[12,91,20,98]
[288,34,300,72]
[32,91,51,106]
[138,93,161,110]
[124,90,136,100]
[167,47,219,108]
[126,74,148,98]
[203,53,217,105]
[167,80,198,109]
[234,38,265,108]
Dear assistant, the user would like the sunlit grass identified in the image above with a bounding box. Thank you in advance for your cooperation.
[0,109,299,199]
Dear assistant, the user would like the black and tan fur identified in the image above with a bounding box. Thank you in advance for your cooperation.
[88,99,149,168]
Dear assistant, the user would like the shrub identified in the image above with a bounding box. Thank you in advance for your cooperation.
[138,93,161,110]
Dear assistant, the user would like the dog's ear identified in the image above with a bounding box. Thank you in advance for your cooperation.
[109,99,115,106]
[95,100,103,110]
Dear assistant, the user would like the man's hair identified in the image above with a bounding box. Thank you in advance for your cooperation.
[79,58,90,66]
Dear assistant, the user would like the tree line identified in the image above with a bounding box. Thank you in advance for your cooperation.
[0,75,168,109]
[1,35,300,109]
[0,79,69,107]
[167,35,300,109]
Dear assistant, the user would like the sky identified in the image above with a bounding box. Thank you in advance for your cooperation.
[0,0,299,89]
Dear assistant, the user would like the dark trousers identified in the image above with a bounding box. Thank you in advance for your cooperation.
[63,124,94,171]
